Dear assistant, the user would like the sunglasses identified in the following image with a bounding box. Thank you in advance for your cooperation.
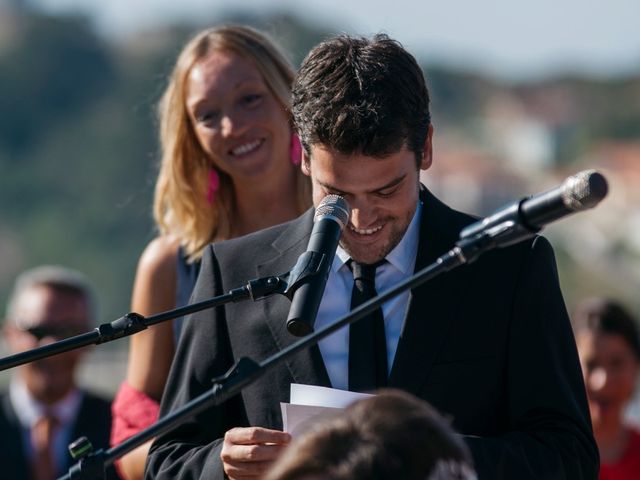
[18,325,85,341]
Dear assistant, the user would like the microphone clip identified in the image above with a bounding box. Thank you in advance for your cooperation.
[456,198,542,264]
[282,251,327,299]
[227,275,289,302]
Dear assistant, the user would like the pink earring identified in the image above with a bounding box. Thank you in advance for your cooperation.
[290,133,302,166]
[206,169,220,205]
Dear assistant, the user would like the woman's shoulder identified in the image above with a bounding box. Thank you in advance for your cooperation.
[139,236,181,270]
[134,236,182,289]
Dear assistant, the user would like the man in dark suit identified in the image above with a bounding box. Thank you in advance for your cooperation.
[1,265,118,480]
[147,34,598,479]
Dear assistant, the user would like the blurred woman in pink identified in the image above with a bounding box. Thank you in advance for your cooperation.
[574,298,640,480]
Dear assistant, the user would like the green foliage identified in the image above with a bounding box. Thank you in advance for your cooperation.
[0,13,116,155]
[0,13,157,322]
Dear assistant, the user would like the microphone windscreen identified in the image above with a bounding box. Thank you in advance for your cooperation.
[562,170,608,210]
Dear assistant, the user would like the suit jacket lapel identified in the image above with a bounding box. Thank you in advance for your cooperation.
[389,188,471,393]
[257,209,332,388]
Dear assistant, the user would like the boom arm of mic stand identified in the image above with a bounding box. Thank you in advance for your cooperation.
[59,230,503,480]
[0,275,287,372]
[59,356,263,480]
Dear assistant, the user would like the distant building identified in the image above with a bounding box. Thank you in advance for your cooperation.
[483,94,555,174]
[421,128,528,217]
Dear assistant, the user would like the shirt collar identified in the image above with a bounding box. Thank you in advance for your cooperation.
[335,199,422,274]
[9,376,82,428]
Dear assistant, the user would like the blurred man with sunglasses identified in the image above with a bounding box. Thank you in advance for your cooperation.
[1,265,118,480]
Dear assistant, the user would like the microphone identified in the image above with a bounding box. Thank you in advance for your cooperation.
[286,195,350,336]
[459,170,608,247]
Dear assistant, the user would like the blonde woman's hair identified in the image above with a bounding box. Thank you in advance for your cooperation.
[154,25,311,261]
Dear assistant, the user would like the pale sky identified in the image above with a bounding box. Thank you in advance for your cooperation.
[29,0,640,80]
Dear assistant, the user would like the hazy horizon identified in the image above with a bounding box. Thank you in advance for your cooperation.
[24,0,640,81]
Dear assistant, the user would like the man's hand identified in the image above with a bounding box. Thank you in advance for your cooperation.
[221,426,291,479]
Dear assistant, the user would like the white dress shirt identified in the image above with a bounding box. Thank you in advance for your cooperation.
[314,200,422,390]
[9,377,82,473]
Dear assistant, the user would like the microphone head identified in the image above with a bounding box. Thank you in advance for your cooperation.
[562,170,608,211]
[314,194,350,229]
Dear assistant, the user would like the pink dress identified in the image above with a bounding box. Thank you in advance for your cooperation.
[110,381,161,478]
[599,428,640,480]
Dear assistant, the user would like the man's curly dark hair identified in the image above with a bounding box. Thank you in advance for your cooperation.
[292,34,431,165]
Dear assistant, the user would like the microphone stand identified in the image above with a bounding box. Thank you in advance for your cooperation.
[0,275,288,372]
[60,221,528,480]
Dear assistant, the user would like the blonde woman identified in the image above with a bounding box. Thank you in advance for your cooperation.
[111,25,310,479]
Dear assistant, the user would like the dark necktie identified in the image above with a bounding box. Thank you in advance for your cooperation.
[347,259,388,392]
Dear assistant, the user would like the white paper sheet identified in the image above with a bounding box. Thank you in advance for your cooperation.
[281,383,373,437]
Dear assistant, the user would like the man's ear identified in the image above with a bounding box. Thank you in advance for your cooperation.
[3,320,21,351]
[420,124,434,171]
[301,151,311,176]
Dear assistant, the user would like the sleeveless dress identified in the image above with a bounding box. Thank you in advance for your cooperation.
[111,247,200,451]
[172,246,200,341]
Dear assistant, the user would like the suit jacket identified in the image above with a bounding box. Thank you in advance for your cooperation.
[147,188,598,480]
[0,389,119,480]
